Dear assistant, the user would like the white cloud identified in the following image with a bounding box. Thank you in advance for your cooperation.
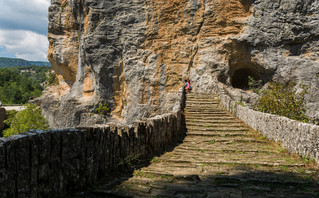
[0,30,48,61]
[0,0,50,61]
[0,0,50,34]
[0,0,50,16]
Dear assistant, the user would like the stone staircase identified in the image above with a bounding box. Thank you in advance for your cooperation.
[85,93,319,198]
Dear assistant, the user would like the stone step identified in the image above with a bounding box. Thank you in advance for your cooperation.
[185,108,225,111]
[182,136,268,144]
[185,116,232,120]
[186,98,219,102]
[185,116,236,120]
[129,173,314,193]
[185,115,243,124]
[184,106,221,110]
[140,164,310,180]
[185,113,232,117]
[186,93,218,96]
[166,145,284,156]
[185,102,220,105]
[174,146,276,154]
[168,149,291,160]
[185,102,220,106]
[186,97,219,100]
[186,123,247,128]
[176,140,276,150]
[156,157,305,168]
[185,107,221,111]
[122,176,312,191]
[180,142,272,154]
[184,109,225,112]
[186,95,219,100]
[94,175,318,198]
[185,131,248,137]
[186,100,220,104]
[185,104,220,108]
[186,123,244,127]
[186,98,219,101]
[186,127,249,132]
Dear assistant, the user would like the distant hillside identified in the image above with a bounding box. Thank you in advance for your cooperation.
[28,61,52,67]
[0,57,51,67]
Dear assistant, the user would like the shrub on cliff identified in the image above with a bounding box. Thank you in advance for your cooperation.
[3,104,49,137]
[46,71,58,85]
[255,81,312,123]
[96,103,110,115]
[248,76,263,93]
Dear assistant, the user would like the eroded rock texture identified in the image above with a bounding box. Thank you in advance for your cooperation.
[44,0,319,128]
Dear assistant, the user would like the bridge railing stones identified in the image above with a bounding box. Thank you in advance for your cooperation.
[0,88,186,198]
[0,107,6,131]
[213,82,319,164]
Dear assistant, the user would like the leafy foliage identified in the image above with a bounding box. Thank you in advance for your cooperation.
[248,76,263,93]
[46,71,58,85]
[96,103,110,115]
[3,104,49,137]
[255,81,312,123]
[0,66,52,104]
[236,101,245,107]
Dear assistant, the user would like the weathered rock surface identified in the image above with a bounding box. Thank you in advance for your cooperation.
[45,0,319,128]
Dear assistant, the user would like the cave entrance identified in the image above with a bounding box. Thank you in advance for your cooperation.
[231,68,262,90]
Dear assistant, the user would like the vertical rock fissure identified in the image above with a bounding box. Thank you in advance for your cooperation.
[187,44,199,76]
[187,1,205,76]
[196,1,205,35]
[76,0,86,85]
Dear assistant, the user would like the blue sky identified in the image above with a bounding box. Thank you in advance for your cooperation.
[0,0,50,61]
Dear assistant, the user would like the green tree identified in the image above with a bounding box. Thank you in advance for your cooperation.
[3,104,49,137]
[255,82,311,123]
[0,66,52,104]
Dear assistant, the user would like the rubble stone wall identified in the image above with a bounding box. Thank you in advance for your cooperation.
[214,83,319,164]
[0,108,6,131]
[0,90,185,198]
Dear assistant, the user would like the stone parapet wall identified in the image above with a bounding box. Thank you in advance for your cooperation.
[214,83,319,163]
[0,89,185,198]
[0,108,6,131]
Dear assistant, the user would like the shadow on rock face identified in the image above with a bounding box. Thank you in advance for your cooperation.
[218,40,275,91]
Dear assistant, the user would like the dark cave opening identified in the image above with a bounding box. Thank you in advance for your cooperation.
[231,68,262,90]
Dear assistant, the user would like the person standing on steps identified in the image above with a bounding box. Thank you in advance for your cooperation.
[184,79,192,93]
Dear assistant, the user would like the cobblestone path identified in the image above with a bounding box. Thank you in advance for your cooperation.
[87,93,319,198]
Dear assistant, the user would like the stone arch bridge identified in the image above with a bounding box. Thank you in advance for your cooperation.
[0,90,318,197]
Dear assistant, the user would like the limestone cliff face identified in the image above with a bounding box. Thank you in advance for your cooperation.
[45,0,319,128]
